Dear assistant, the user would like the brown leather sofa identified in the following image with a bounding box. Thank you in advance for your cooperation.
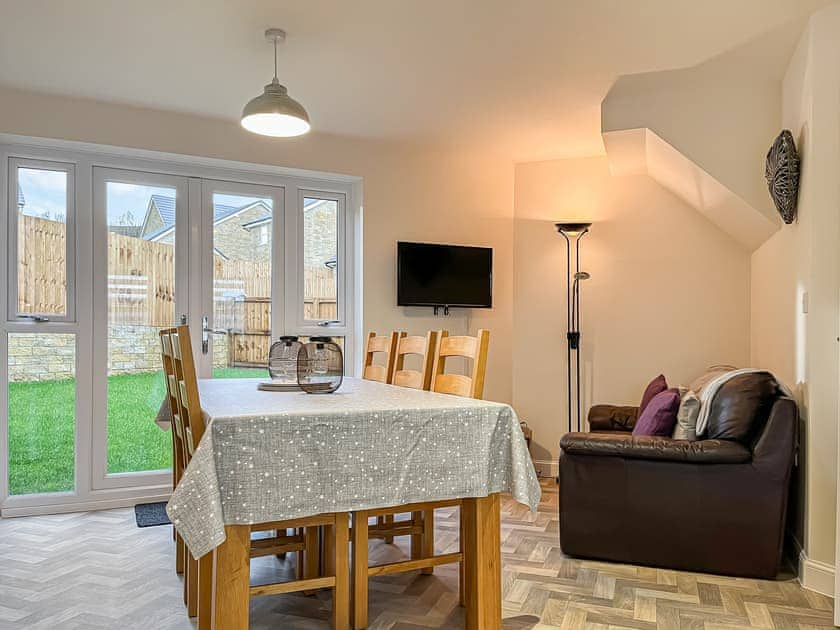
[559,372,797,579]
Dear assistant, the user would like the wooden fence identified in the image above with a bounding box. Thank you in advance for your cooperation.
[17,215,68,315]
[18,217,339,352]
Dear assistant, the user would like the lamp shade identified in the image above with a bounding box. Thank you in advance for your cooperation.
[241,79,311,137]
[555,222,592,237]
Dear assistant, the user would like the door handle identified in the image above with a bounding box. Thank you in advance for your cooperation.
[201,315,228,354]
[18,314,50,323]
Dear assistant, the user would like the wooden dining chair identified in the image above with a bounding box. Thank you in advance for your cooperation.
[391,331,438,390]
[372,331,439,544]
[351,329,491,629]
[362,331,400,384]
[164,325,350,630]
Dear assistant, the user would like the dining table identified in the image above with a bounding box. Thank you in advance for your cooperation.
[165,376,541,629]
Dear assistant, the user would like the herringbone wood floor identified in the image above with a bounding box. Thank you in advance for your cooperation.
[0,479,833,629]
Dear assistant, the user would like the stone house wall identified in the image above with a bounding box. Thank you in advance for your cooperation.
[8,326,228,382]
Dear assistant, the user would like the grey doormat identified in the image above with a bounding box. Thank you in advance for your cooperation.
[134,502,171,528]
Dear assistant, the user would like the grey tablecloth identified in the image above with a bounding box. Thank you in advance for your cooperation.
[167,377,541,559]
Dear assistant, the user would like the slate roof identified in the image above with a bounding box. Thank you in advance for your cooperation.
[144,194,251,240]
[17,188,25,207]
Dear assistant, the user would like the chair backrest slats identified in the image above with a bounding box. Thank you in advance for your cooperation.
[362,331,400,384]
[392,331,437,391]
[167,325,204,459]
[430,329,490,400]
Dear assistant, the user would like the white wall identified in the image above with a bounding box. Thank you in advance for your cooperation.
[514,157,751,473]
[602,23,797,223]
[751,4,840,577]
[0,85,515,402]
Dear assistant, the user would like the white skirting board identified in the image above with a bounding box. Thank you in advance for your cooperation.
[534,459,559,480]
[798,550,835,598]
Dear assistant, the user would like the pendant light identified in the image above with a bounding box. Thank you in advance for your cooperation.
[241,29,311,137]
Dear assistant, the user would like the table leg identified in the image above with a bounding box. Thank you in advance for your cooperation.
[332,514,350,630]
[352,510,369,629]
[212,524,251,630]
[461,494,501,630]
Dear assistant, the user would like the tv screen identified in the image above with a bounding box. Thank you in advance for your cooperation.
[397,242,492,308]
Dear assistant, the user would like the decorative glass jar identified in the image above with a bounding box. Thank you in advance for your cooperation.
[268,336,302,385]
[297,336,343,394]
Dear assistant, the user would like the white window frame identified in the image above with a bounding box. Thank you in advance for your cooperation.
[198,179,286,379]
[290,187,351,341]
[6,157,77,323]
[90,167,191,491]
[0,134,361,516]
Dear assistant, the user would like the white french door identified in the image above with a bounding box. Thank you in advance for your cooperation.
[91,167,191,490]
[197,180,284,379]
[1,136,359,515]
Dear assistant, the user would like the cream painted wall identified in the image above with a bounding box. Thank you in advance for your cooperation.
[0,86,515,402]
[513,157,751,471]
[602,23,795,223]
[751,4,840,571]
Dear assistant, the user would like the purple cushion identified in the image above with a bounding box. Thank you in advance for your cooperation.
[639,374,668,415]
[633,388,680,437]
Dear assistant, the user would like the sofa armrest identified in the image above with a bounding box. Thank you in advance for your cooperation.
[560,432,751,464]
[588,404,638,432]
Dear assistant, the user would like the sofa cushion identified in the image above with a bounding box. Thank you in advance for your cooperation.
[633,388,680,437]
[705,372,779,444]
[673,388,701,441]
[639,374,668,416]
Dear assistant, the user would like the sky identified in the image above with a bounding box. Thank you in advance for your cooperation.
[17,167,265,226]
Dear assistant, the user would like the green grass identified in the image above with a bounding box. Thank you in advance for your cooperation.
[9,367,267,495]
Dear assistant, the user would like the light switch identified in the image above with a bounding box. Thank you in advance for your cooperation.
[802,291,809,314]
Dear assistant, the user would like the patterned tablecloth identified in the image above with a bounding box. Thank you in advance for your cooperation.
[167,377,541,559]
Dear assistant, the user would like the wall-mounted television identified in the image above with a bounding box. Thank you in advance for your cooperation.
[397,241,493,308]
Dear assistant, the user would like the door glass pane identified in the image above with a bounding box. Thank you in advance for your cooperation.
[106,182,174,474]
[212,192,272,378]
[303,197,338,321]
[16,167,68,316]
[8,333,75,495]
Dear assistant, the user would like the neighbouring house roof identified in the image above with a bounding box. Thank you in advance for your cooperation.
[141,194,269,241]
[17,188,25,207]
[240,198,332,231]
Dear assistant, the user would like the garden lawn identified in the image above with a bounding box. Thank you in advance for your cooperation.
[8,367,267,495]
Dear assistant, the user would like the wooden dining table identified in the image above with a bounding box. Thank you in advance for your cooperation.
[164,377,541,629]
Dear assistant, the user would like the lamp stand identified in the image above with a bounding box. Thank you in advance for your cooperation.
[558,227,589,435]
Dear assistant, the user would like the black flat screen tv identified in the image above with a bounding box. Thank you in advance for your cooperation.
[397,241,492,308]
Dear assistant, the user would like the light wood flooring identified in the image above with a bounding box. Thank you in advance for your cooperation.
[0,479,833,629]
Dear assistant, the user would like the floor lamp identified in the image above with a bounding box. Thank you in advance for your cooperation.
[555,222,591,434]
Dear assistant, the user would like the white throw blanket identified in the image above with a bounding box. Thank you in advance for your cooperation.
[694,368,791,437]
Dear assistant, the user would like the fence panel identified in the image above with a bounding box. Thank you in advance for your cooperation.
[18,218,339,335]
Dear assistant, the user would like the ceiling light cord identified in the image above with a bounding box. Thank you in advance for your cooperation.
[273,37,278,83]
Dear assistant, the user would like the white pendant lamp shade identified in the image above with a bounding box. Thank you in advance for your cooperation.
[241,78,311,137]
[241,29,311,138]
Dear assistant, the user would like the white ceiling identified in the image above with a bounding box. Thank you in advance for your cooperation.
[0,0,830,162]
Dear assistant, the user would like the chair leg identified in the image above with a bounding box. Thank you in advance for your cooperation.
[383,514,394,544]
[410,511,423,562]
[332,514,350,630]
[186,553,199,617]
[175,532,185,575]
[302,525,322,596]
[421,509,435,575]
[197,553,213,630]
[458,506,465,606]
[352,511,369,630]
[296,527,305,580]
